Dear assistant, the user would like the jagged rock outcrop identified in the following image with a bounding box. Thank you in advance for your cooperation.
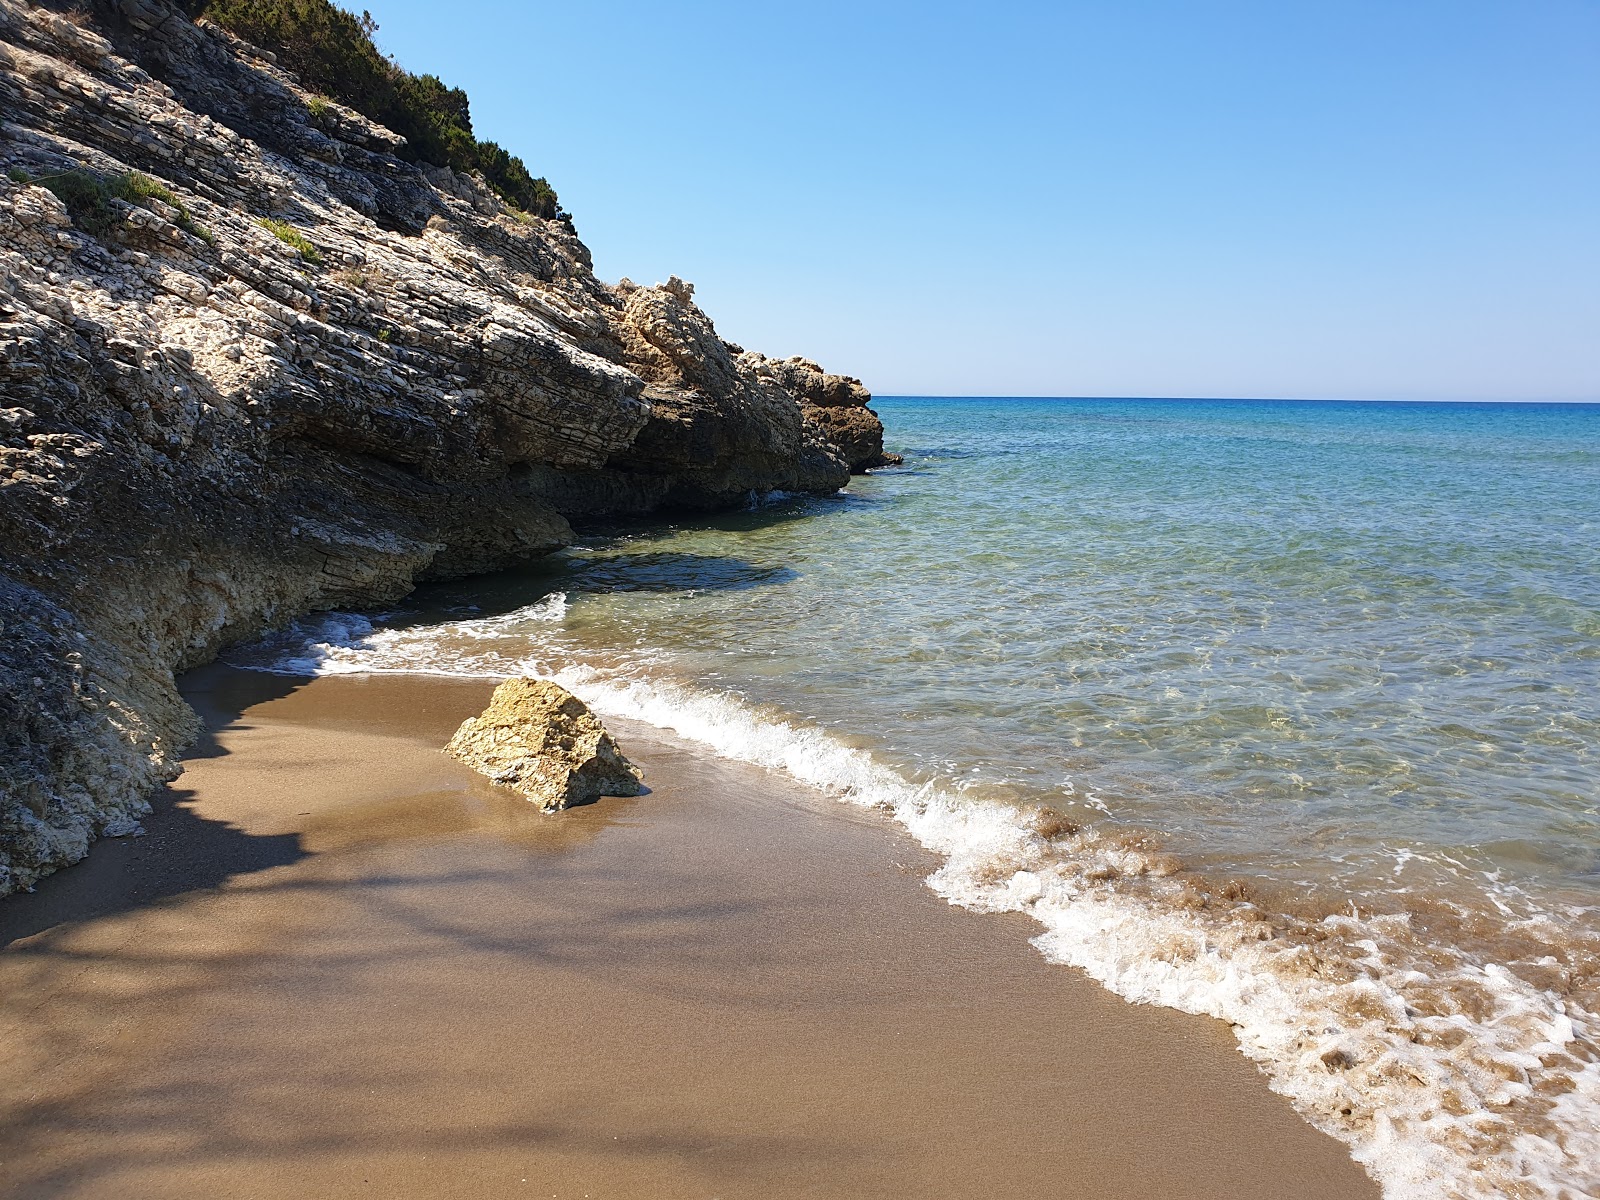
[445,677,643,812]
[747,352,902,473]
[0,0,893,893]
[606,275,860,502]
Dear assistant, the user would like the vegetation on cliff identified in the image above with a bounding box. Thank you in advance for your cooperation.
[183,0,562,218]
[7,166,216,243]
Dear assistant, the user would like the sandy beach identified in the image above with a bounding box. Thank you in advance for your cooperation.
[0,667,1379,1199]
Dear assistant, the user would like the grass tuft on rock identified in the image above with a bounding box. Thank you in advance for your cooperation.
[257,216,323,264]
[117,171,218,244]
[10,167,215,244]
[332,264,382,289]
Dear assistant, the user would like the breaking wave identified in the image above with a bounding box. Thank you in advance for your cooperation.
[229,605,1600,1200]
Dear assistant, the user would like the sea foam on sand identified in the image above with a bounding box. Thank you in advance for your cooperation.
[230,604,1600,1200]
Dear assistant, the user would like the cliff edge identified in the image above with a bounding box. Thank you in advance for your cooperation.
[0,0,894,894]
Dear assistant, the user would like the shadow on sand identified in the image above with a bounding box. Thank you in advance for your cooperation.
[0,669,313,952]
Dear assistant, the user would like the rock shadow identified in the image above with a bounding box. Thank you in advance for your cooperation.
[0,665,316,949]
[394,550,798,629]
[573,490,843,543]
[0,781,307,952]
[557,549,798,595]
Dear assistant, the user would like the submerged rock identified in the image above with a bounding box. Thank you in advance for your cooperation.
[445,678,643,812]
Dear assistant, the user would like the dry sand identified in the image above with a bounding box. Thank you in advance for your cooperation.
[0,667,1380,1199]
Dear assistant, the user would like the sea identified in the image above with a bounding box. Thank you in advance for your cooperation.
[232,397,1600,1200]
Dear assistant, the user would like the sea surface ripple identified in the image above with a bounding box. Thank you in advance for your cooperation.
[234,397,1600,1200]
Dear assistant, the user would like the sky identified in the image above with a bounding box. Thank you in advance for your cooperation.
[368,1,1599,401]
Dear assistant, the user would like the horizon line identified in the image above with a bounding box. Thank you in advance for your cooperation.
[871,394,1600,405]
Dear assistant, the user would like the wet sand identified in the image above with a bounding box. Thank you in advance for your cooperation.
[0,667,1380,1199]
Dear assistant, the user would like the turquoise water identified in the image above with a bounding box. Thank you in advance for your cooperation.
[712,401,1578,883]
[242,397,1600,1198]
[486,397,1600,906]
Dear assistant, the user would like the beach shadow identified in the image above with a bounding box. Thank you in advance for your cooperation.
[0,665,320,951]
[0,1035,846,1200]
[0,783,307,952]
[177,660,313,759]
[0,850,875,1198]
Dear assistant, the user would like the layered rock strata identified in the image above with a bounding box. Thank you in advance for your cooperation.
[0,0,893,893]
[445,677,643,812]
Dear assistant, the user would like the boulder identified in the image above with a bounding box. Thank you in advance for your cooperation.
[445,678,643,811]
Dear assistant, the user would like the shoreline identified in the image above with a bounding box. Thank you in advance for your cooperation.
[239,590,1600,1200]
[0,666,1377,1199]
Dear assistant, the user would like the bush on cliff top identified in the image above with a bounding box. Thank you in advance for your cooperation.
[185,0,562,219]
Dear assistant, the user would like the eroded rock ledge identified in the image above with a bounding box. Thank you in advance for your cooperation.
[0,0,894,893]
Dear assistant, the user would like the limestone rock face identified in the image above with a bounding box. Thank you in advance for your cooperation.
[0,0,889,893]
[606,278,856,505]
[446,678,643,812]
[742,353,902,472]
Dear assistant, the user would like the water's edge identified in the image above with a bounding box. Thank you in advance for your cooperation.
[222,396,1600,1200]
[230,607,1599,1200]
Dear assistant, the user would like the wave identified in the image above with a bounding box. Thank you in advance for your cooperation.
[227,607,1600,1200]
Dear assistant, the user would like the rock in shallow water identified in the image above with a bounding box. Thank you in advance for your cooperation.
[445,678,643,812]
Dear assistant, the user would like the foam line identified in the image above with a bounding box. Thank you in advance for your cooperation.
[228,610,1600,1200]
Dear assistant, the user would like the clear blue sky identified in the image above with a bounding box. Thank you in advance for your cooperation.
[368,1,1598,400]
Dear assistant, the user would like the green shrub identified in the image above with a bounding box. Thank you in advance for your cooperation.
[189,0,562,218]
[14,167,215,244]
[307,94,331,119]
[118,170,217,244]
[258,216,323,263]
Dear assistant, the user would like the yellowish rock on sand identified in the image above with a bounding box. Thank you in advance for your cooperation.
[445,677,643,811]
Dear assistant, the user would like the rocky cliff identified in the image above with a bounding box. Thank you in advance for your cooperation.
[0,0,895,895]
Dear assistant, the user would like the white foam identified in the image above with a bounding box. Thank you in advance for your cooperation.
[452,591,568,633]
[230,611,1600,1200]
[234,595,571,677]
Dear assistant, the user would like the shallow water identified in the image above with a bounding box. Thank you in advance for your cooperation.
[234,397,1600,1200]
